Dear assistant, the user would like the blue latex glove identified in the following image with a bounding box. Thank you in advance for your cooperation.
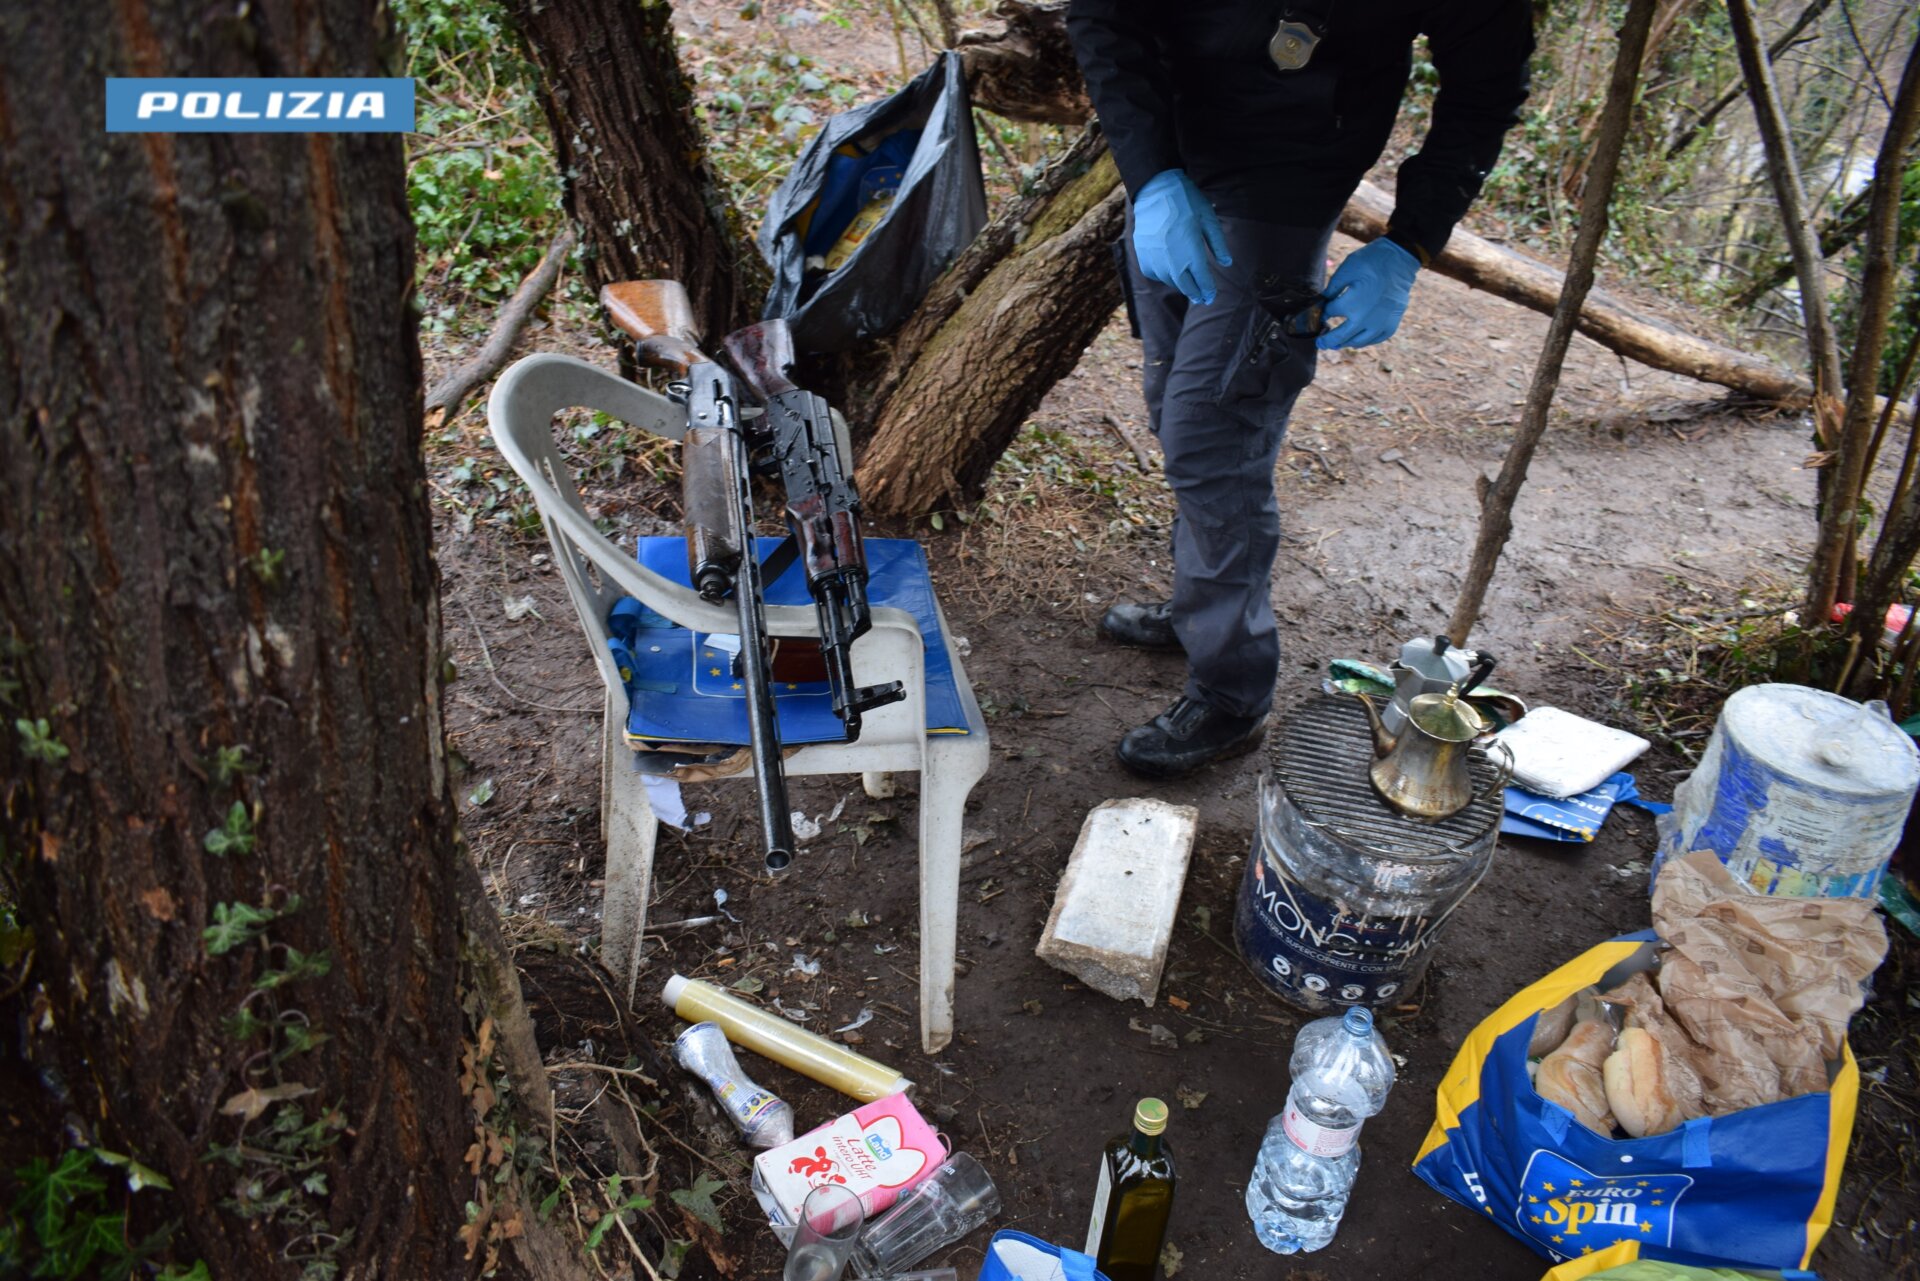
[1132,169,1231,306]
[1317,238,1421,349]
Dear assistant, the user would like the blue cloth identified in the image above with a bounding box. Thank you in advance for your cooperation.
[1318,237,1421,349]
[1131,169,1232,306]
[612,537,969,748]
[800,130,922,258]
[1501,772,1671,843]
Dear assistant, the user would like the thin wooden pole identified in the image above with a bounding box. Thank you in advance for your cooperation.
[1728,0,1851,615]
[1832,32,1920,691]
[1446,0,1661,647]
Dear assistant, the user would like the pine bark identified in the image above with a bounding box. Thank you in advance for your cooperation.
[0,3,484,1277]
[502,0,757,338]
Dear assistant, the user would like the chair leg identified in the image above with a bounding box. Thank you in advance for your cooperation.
[916,740,984,1055]
[600,696,659,1001]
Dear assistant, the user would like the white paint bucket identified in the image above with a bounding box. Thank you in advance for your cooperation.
[1655,683,1919,898]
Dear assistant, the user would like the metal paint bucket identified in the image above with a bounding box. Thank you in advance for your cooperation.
[1655,683,1919,898]
[1233,697,1504,1013]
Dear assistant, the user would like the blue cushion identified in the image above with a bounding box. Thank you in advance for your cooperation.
[610,537,969,749]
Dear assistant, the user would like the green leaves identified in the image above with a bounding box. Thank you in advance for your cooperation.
[668,1174,726,1234]
[207,744,256,787]
[14,717,68,765]
[203,898,295,956]
[203,801,256,857]
[93,1150,172,1194]
[247,547,287,586]
[0,1147,186,1281]
[584,1173,655,1254]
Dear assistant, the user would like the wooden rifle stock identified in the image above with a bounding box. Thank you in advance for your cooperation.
[721,319,800,402]
[601,279,705,377]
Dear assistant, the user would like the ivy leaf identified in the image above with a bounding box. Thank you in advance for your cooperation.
[220,1082,314,1123]
[16,1151,105,1243]
[203,900,278,956]
[95,1149,174,1192]
[669,1173,726,1234]
[255,947,332,990]
[203,800,255,857]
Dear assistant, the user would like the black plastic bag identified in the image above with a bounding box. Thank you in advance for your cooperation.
[758,51,987,353]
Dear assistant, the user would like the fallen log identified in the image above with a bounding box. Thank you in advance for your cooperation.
[1339,182,1813,406]
[426,228,577,429]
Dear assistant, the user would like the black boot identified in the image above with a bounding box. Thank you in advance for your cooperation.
[1117,696,1267,779]
[1100,600,1182,650]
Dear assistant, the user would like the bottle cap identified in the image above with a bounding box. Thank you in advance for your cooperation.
[1134,1097,1169,1136]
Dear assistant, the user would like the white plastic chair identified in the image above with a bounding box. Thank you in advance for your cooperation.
[489,353,989,1054]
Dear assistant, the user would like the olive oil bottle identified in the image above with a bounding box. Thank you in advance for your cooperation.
[1085,1098,1176,1281]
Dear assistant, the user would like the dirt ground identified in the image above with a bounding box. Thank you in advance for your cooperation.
[421,8,1915,1277]
[430,241,1916,1280]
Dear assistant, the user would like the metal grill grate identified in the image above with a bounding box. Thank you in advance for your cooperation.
[1276,694,1504,861]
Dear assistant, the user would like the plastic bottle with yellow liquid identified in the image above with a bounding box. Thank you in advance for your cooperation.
[1084,1098,1176,1281]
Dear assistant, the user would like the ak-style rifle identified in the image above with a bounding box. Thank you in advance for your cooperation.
[602,280,794,871]
[721,317,903,742]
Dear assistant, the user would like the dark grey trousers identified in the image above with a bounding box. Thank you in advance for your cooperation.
[1125,212,1335,720]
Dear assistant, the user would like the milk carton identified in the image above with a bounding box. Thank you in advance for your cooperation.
[752,1092,945,1237]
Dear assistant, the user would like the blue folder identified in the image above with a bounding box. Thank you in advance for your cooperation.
[611,536,969,749]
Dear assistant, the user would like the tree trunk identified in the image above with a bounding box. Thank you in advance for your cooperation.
[0,3,496,1277]
[1728,0,1853,612]
[853,129,1125,515]
[503,0,758,338]
[1664,0,1834,160]
[1449,0,1660,645]
[1833,31,1920,687]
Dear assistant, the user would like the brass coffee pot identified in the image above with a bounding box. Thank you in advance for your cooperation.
[1353,683,1487,820]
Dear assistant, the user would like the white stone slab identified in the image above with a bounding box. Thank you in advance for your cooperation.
[1035,798,1200,1004]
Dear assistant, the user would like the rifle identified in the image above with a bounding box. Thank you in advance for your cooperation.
[720,318,904,742]
[601,280,795,871]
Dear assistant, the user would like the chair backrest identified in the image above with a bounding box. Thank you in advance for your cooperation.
[488,354,823,699]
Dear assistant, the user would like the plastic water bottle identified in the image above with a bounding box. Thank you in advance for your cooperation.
[1245,1007,1395,1253]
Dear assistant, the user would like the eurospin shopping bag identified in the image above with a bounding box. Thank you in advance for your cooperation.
[1537,1239,1818,1279]
[1412,933,1856,1271]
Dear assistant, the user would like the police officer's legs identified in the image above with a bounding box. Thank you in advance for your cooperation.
[1112,214,1332,777]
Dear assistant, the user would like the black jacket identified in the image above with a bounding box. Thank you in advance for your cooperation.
[1066,0,1533,260]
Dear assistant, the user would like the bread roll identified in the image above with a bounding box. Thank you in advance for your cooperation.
[1528,992,1579,1058]
[1604,1026,1685,1137]
[1535,1019,1615,1135]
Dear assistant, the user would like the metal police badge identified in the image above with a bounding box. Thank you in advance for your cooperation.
[1268,14,1322,71]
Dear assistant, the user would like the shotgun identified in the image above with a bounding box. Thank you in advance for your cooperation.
[601,280,795,872]
[721,318,904,741]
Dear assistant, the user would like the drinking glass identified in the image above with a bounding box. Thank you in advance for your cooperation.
[851,1152,1000,1277]
[785,1184,867,1281]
